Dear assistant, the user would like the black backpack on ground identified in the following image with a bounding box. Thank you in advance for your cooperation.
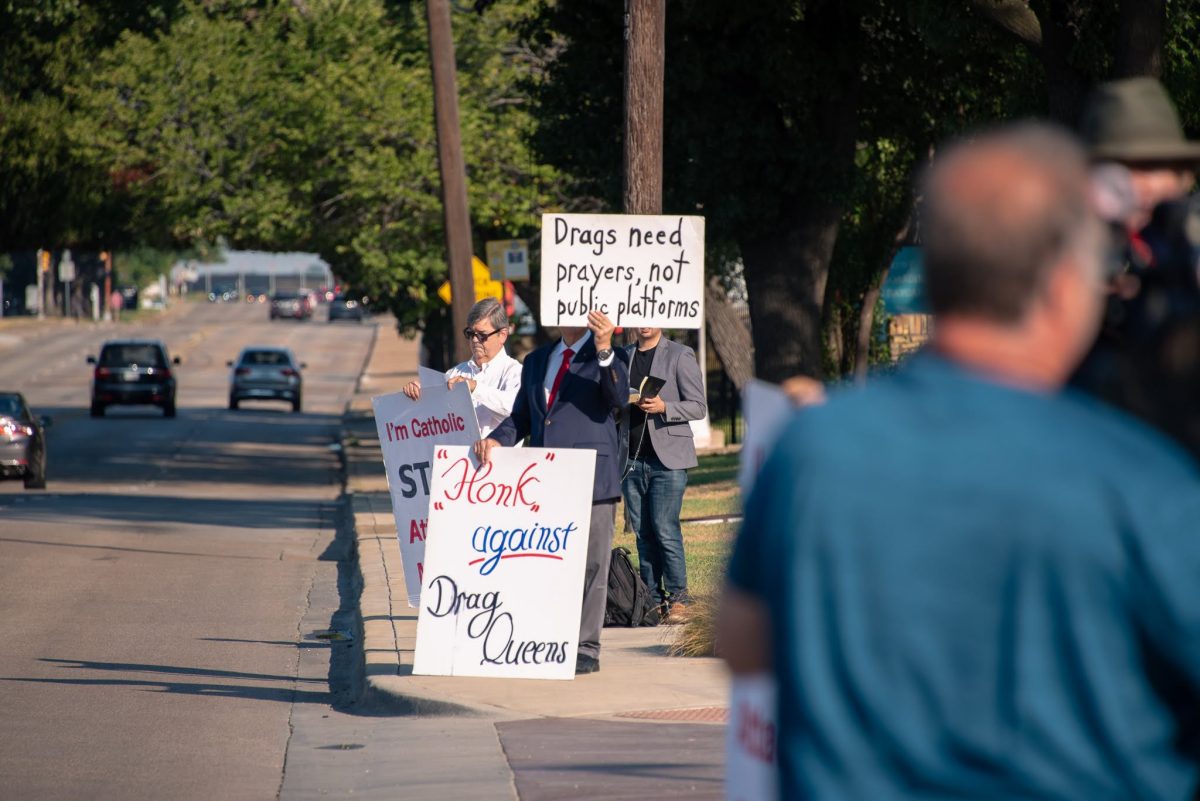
[604,546,660,627]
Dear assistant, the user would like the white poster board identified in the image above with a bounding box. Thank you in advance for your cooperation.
[727,674,778,801]
[727,378,793,801]
[737,379,796,496]
[541,213,705,328]
[413,445,596,680]
[418,365,449,387]
[372,385,482,606]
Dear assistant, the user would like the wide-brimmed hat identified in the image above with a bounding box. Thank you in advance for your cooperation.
[1080,77,1200,164]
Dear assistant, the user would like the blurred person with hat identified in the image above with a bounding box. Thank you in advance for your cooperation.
[1075,77,1200,458]
[720,122,1200,799]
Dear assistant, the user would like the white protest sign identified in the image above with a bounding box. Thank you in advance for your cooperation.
[413,445,596,680]
[541,213,705,328]
[727,378,793,801]
[738,379,795,496]
[372,385,482,606]
[418,365,448,388]
[727,675,778,801]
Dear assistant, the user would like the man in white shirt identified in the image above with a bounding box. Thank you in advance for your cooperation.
[403,297,522,438]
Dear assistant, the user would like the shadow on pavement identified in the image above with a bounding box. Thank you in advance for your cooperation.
[0,493,329,530]
[0,657,335,705]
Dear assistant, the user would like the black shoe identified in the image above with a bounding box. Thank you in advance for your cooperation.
[575,654,600,675]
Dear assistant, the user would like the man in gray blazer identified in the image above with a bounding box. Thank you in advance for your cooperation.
[622,328,707,621]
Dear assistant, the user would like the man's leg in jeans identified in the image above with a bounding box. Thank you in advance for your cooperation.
[577,500,617,660]
[623,459,666,604]
[647,458,689,603]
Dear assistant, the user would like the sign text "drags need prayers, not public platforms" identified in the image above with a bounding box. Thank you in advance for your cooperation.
[541,213,705,328]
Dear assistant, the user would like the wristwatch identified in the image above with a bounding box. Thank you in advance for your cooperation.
[595,348,613,361]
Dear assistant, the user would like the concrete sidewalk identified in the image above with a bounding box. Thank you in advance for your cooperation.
[342,323,730,721]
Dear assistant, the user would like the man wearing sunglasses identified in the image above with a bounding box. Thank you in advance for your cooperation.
[403,297,521,438]
[476,309,630,675]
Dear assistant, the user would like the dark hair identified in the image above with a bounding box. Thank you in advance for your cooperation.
[922,124,1094,323]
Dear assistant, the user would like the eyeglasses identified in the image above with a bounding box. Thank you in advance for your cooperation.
[463,327,504,344]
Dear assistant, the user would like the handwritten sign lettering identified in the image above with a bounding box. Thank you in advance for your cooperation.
[372,386,481,607]
[414,446,595,679]
[541,213,705,328]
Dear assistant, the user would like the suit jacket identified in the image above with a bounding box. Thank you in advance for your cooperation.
[489,337,630,502]
[624,337,707,470]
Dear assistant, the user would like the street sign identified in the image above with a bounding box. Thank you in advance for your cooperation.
[485,239,530,281]
[881,246,928,315]
[437,256,505,305]
[58,249,76,283]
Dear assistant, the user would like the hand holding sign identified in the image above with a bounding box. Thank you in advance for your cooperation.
[413,446,596,679]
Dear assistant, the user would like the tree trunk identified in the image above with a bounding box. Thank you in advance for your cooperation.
[1036,0,1088,124]
[737,2,861,383]
[854,280,882,383]
[740,198,843,382]
[704,277,754,391]
[1115,0,1164,78]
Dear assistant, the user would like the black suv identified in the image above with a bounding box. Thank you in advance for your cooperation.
[88,340,180,417]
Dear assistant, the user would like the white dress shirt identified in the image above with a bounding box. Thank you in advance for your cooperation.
[447,348,522,437]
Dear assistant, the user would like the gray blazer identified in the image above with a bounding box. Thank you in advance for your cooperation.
[624,337,708,470]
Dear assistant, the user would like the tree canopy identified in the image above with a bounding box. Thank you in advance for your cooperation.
[4,0,1200,378]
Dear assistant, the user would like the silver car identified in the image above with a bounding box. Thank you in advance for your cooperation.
[228,347,305,412]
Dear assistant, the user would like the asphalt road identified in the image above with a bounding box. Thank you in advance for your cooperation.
[0,301,376,800]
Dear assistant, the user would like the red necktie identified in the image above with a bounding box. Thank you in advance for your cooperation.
[546,348,574,409]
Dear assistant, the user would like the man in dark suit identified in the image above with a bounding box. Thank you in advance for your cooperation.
[476,310,629,675]
[622,328,707,622]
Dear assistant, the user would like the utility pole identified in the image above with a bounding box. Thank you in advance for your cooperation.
[36,250,46,320]
[623,0,665,215]
[101,251,113,321]
[426,0,475,364]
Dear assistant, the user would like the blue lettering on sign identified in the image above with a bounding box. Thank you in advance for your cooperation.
[469,522,578,576]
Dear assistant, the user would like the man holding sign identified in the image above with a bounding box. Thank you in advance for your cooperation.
[476,310,629,675]
[403,298,521,437]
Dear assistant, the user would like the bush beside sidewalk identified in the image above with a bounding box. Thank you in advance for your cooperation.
[339,323,730,719]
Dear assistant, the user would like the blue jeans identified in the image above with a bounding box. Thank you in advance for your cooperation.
[622,454,688,605]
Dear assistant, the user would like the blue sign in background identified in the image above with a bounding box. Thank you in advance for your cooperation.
[881,246,928,315]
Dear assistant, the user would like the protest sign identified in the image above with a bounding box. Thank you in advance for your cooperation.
[413,445,596,679]
[727,378,794,801]
[737,379,795,496]
[541,213,705,328]
[372,385,482,606]
[418,365,448,388]
[727,674,778,801]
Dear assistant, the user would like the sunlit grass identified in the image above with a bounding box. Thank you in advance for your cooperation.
[613,451,742,611]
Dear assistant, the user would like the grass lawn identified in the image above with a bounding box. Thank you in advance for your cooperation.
[613,451,742,600]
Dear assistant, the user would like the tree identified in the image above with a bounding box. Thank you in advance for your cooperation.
[67,0,560,335]
[525,0,1039,381]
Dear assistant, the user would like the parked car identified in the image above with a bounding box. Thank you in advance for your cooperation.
[208,284,238,302]
[269,291,311,321]
[228,347,304,412]
[88,340,179,417]
[327,294,364,323]
[0,392,49,489]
